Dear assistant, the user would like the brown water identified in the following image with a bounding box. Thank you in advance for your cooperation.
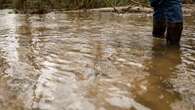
[0,9,195,110]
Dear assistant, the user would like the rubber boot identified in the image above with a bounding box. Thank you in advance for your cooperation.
[152,19,166,38]
[166,22,183,46]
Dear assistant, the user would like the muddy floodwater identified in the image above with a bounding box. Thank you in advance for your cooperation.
[0,10,195,110]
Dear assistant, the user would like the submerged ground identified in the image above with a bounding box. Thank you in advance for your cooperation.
[0,9,195,110]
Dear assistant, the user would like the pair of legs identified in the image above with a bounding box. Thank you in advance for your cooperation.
[152,4,183,46]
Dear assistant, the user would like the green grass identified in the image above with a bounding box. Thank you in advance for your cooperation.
[1,0,135,9]
[0,0,149,13]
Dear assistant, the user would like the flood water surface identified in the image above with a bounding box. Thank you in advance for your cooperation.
[0,10,195,110]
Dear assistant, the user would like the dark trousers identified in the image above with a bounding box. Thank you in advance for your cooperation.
[151,0,183,45]
[153,3,183,23]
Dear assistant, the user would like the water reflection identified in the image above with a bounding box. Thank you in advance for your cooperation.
[0,10,195,110]
[134,39,183,110]
[0,12,27,110]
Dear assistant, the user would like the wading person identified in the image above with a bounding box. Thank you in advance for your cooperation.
[150,0,183,46]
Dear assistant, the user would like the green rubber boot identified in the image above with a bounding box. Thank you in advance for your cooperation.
[152,19,166,38]
[166,22,183,46]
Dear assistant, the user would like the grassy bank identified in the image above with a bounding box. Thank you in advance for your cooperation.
[0,0,148,13]
[0,0,194,14]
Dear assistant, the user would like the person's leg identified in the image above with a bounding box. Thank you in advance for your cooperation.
[166,22,183,46]
[165,3,183,46]
[152,7,166,38]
